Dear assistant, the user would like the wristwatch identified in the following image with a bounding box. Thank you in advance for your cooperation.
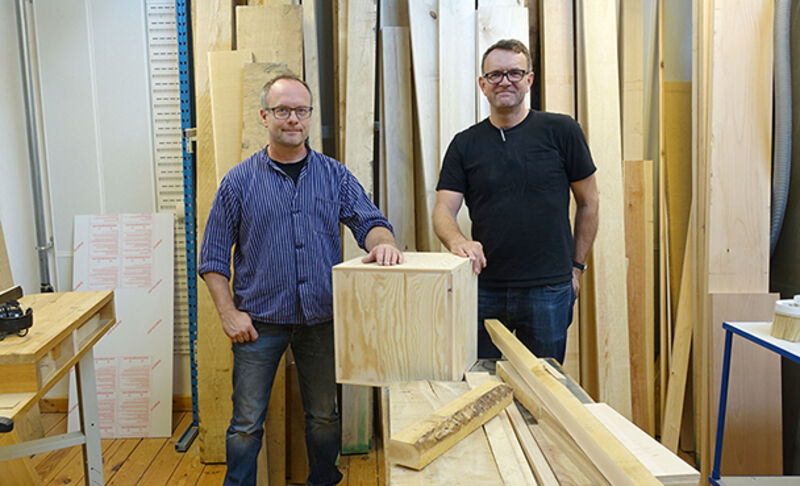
[572,260,587,272]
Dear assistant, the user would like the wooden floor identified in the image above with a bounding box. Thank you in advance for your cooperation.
[31,412,383,485]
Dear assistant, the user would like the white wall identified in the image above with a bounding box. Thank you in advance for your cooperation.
[0,0,43,295]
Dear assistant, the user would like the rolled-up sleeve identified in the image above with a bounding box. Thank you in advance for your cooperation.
[338,170,393,250]
[198,181,240,279]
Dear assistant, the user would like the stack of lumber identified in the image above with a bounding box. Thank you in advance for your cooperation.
[192,0,321,480]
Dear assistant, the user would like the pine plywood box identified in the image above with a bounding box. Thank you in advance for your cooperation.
[333,252,477,386]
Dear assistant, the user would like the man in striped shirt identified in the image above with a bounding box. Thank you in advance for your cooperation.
[199,74,402,486]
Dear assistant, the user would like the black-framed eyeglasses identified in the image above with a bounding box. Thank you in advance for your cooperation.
[265,106,313,120]
[482,69,529,84]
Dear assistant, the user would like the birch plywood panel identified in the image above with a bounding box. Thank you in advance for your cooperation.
[235,5,303,76]
[333,253,477,386]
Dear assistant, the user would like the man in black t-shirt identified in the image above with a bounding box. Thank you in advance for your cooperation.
[433,39,599,362]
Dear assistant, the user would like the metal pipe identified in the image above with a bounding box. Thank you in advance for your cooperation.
[15,0,53,292]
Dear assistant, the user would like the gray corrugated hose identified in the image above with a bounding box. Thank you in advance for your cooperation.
[772,0,793,255]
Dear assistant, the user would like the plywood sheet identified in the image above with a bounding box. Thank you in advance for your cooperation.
[235,5,303,75]
[388,380,504,485]
[576,0,632,418]
[380,27,415,250]
[208,50,253,183]
[476,5,529,120]
[407,0,439,251]
[706,0,772,293]
[240,62,292,161]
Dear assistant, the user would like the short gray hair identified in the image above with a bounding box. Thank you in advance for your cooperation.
[481,39,532,73]
[260,73,313,109]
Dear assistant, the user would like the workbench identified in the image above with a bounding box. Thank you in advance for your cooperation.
[0,291,115,485]
[711,321,800,485]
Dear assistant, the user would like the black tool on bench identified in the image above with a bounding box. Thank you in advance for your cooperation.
[0,299,32,341]
[0,417,13,434]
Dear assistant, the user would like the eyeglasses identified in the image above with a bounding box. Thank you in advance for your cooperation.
[265,106,313,120]
[482,69,529,84]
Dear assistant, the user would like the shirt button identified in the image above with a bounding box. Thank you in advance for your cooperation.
[295,243,304,249]
[292,209,300,214]
[298,279,306,284]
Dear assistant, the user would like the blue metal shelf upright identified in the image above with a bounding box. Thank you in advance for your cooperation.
[174,0,199,453]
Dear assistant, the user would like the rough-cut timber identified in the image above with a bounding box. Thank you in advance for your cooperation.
[389,381,512,470]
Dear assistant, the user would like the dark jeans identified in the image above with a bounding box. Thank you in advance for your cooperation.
[224,321,342,486]
[477,281,576,362]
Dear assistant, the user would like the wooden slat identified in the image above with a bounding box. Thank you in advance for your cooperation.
[620,0,644,161]
[235,5,304,75]
[380,27,415,251]
[527,418,595,486]
[660,204,695,451]
[407,0,439,251]
[465,372,542,485]
[575,0,632,418]
[208,50,253,183]
[486,320,659,485]
[139,413,193,485]
[240,62,292,161]
[341,0,377,260]
[302,0,323,151]
[438,0,475,241]
[623,160,656,436]
[539,0,575,116]
[476,5,529,120]
[193,0,234,464]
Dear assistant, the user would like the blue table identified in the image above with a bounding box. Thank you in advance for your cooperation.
[710,321,800,485]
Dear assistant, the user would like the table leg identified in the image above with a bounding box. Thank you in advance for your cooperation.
[75,348,103,485]
[710,329,734,484]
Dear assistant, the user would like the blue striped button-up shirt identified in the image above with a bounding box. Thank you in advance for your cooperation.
[198,147,393,325]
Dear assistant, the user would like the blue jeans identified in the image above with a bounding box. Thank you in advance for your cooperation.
[477,281,576,362]
[224,321,342,486]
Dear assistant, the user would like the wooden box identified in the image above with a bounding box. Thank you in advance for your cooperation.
[333,252,477,386]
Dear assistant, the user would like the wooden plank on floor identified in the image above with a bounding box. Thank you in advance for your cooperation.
[208,50,254,184]
[139,413,193,485]
[380,27,415,251]
[488,320,659,485]
[240,61,292,161]
[623,160,656,436]
[236,5,304,75]
[407,0,439,251]
[107,436,170,485]
[302,0,323,151]
[193,0,234,465]
[575,0,632,419]
[476,4,529,120]
[439,0,476,241]
[465,372,539,485]
[708,293,781,476]
[705,0,772,294]
[196,464,227,485]
[388,381,503,485]
[166,439,205,485]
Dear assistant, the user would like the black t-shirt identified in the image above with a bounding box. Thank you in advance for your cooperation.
[436,110,596,288]
[273,153,309,185]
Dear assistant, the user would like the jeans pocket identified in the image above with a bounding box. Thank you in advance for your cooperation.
[544,281,572,293]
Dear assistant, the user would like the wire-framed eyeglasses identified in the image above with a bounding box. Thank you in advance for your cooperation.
[482,69,529,84]
[265,106,313,120]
